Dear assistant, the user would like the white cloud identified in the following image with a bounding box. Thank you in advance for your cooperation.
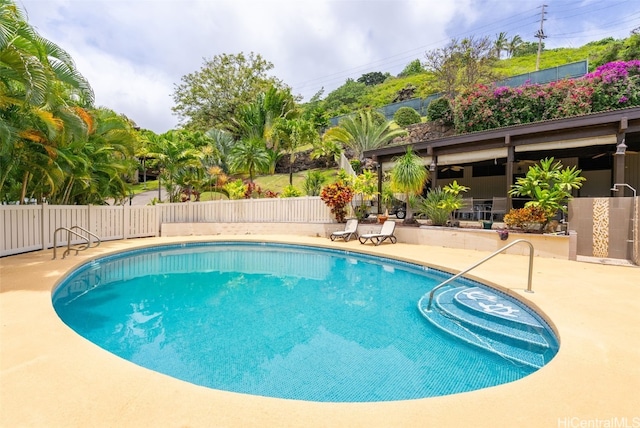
[17,0,640,134]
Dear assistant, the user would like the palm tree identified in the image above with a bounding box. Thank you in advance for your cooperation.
[229,137,270,183]
[77,109,136,204]
[390,147,429,223]
[0,0,94,203]
[493,32,508,59]
[273,117,320,184]
[322,110,406,161]
[204,128,234,173]
[229,86,297,175]
[507,35,523,58]
[147,131,203,202]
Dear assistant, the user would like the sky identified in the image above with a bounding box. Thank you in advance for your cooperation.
[18,0,640,134]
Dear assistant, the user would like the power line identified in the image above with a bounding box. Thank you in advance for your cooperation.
[291,6,542,93]
[291,1,640,99]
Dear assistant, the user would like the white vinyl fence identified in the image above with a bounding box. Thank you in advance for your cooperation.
[1,197,333,257]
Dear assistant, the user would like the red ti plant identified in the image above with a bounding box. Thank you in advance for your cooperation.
[320,181,354,222]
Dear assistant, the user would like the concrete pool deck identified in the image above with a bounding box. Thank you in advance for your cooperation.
[1,235,638,427]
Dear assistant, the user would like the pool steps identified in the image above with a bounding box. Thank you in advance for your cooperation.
[418,286,558,369]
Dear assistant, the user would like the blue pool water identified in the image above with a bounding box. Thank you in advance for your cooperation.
[52,242,556,402]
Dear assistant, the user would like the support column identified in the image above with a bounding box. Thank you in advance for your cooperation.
[505,136,514,210]
[613,118,628,196]
[428,146,437,189]
[373,156,382,214]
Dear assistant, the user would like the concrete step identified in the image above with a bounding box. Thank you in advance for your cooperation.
[418,286,559,369]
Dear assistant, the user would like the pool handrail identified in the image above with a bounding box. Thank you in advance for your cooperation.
[53,226,101,259]
[422,239,534,311]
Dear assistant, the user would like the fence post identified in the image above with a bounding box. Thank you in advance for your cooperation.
[42,203,50,250]
[88,204,93,236]
[123,204,130,239]
[155,204,161,237]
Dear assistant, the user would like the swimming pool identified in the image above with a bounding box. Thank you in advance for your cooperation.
[52,242,558,402]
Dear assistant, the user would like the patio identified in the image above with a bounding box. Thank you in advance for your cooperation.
[1,235,638,427]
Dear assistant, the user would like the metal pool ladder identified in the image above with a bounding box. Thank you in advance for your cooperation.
[52,226,101,259]
[422,239,534,311]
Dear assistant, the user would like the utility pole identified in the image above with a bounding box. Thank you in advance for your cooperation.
[535,4,547,71]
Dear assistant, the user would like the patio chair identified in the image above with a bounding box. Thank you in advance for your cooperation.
[455,198,474,220]
[358,220,397,246]
[490,197,507,221]
[330,218,359,242]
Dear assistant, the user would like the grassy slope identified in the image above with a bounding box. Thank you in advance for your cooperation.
[341,41,613,114]
[253,169,340,195]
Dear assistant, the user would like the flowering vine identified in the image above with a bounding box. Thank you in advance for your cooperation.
[453,60,640,133]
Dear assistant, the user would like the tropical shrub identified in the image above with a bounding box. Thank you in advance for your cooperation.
[508,157,585,226]
[302,170,326,196]
[281,185,302,198]
[416,187,453,226]
[504,206,547,230]
[320,181,354,222]
[393,107,422,127]
[416,181,469,226]
[427,97,454,126]
[244,181,263,198]
[224,179,247,200]
[351,169,378,220]
[350,159,362,174]
[441,180,470,218]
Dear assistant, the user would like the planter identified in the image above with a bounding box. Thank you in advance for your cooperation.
[481,220,493,230]
[377,215,389,224]
[523,223,544,232]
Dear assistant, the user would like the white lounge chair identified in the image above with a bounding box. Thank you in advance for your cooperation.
[358,220,397,246]
[330,218,359,242]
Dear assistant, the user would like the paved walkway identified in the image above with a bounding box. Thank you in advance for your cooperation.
[1,235,638,427]
[130,188,167,205]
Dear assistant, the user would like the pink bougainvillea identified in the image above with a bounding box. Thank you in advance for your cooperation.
[453,61,640,133]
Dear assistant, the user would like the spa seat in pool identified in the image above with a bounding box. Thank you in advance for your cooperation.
[358,220,397,246]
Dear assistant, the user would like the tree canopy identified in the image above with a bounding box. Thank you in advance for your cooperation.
[357,71,390,86]
[423,36,498,96]
[171,52,286,131]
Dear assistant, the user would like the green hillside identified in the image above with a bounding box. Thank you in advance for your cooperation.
[319,36,633,118]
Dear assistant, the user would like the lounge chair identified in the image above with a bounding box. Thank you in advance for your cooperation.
[330,218,359,242]
[358,220,397,246]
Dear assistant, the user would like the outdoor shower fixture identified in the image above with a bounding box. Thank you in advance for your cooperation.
[610,183,637,197]
[611,183,637,253]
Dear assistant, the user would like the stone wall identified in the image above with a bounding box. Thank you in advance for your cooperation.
[391,121,456,145]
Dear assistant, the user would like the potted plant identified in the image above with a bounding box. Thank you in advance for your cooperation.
[376,178,394,223]
[508,157,585,230]
[503,206,547,232]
